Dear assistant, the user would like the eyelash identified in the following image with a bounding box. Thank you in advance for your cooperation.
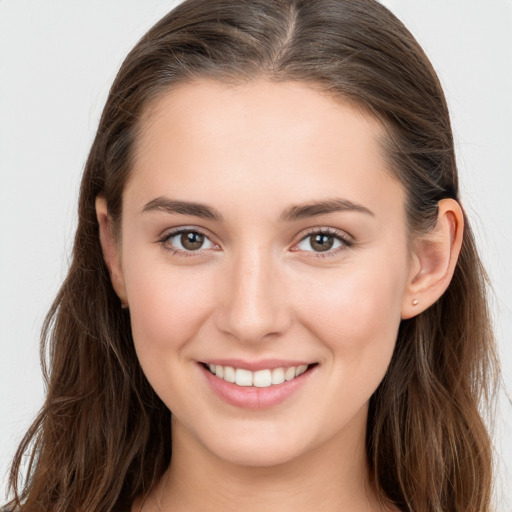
[158,227,353,259]
[293,227,353,258]
[158,228,217,258]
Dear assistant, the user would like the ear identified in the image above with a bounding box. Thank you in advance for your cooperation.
[401,198,464,319]
[95,196,128,307]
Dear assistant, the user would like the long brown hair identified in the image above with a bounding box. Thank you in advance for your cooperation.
[5,1,498,510]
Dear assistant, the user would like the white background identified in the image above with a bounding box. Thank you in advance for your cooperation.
[1,0,511,509]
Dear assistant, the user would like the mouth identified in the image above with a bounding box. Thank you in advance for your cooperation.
[200,362,318,388]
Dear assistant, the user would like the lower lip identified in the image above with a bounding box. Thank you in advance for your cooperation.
[199,364,315,410]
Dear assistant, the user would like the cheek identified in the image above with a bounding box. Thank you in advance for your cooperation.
[123,256,217,359]
[288,258,407,436]
[294,256,407,367]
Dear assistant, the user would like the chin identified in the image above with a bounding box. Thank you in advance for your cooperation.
[201,425,311,468]
[215,442,303,468]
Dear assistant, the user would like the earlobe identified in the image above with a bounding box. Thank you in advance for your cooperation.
[95,196,128,306]
[401,199,464,319]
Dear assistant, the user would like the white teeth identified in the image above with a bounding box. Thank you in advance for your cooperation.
[223,366,235,383]
[284,367,296,381]
[235,368,253,387]
[207,363,310,387]
[253,369,272,387]
[296,364,308,376]
[271,368,285,385]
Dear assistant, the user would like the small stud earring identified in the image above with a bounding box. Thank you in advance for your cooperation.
[412,298,419,306]
[121,301,129,309]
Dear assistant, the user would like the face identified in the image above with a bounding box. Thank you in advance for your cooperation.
[112,79,415,467]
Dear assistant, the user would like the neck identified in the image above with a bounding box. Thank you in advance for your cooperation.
[141,411,385,512]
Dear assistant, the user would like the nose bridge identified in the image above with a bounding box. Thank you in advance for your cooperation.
[216,243,290,343]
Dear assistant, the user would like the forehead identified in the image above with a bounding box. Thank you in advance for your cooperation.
[127,79,403,222]
[135,78,386,164]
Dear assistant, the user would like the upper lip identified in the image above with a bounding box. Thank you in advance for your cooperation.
[200,358,315,371]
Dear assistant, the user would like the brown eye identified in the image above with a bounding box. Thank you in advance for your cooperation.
[310,234,334,252]
[295,229,349,255]
[180,231,205,250]
[161,229,215,254]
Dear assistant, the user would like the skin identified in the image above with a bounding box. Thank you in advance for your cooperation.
[97,79,463,512]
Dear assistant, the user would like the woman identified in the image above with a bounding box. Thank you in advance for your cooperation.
[4,0,499,511]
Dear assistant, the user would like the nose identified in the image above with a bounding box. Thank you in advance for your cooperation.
[214,247,292,344]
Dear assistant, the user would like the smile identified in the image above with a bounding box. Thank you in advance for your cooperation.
[206,364,309,388]
[199,361,317,409]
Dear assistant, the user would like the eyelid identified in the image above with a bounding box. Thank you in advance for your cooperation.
[157,226,219,256]
[157,225,353,258]
[291,227,354,258]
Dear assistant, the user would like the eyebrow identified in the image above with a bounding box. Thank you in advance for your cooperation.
[142,197,223,221]
[279,198,374,222]
[141,196,374,222]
